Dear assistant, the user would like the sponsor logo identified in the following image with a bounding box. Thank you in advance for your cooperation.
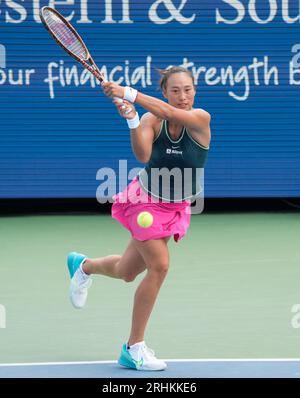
[133,358,144,369]
[166,148,183,155]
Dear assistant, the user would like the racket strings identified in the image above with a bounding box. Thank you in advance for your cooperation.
[43,9,87,60]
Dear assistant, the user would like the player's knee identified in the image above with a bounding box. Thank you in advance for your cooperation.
[151,259,169,275]
[122,273,137,283]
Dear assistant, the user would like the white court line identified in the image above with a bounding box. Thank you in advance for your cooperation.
[1,358,300,367]
[0,360,116,367]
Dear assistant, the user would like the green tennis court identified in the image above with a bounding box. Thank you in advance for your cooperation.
[1,210,299,372]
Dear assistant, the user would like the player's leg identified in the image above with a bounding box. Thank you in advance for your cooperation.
[68,236,170,311]
[118,237,170,371]
[82,238,146,282]
[128,237,170,346]
[68,240,146,309]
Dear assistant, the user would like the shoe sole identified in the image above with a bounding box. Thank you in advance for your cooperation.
[118,353,166,371]
[118,357,137,370]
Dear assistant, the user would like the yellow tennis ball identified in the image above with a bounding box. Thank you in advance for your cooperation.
[137,211,153,228]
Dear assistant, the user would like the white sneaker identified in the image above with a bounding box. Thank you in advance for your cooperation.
[118,341,167,371]
[69,267,92,309]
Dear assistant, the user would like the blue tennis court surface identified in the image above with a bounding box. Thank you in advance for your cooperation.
[1,359,300,378]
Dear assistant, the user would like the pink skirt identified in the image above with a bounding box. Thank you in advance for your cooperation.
[111,177,191,242]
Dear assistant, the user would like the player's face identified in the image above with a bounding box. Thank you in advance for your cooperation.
[163,73,196,110]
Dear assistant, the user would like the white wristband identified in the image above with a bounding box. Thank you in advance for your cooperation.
[127,113,140,129]
[123,86,138,103]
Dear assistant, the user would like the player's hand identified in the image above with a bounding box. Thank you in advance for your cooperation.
[102,82,124,99]
[113,99,136,120]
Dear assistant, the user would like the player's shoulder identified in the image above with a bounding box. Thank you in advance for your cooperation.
[141,112,159,122]
[141,112,162,126]
[193,108,211,121]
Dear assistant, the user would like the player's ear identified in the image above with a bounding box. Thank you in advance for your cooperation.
[162,89,167,99]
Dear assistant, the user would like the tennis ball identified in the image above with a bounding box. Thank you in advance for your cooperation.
[137,211,153,228]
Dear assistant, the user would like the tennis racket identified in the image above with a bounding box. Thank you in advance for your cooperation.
[39,6,129,110]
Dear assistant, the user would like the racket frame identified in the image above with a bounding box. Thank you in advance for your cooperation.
[40,6,104,82]
[40,6,131,112]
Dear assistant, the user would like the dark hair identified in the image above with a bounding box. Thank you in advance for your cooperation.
[159,66,195,91]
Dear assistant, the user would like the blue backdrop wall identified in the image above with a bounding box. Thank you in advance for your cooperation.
[0,0,300,198]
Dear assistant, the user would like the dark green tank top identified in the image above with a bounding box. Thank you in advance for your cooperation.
[138,119,209,202]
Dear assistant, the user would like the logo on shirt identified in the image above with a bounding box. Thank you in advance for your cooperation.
[166,148,183,155]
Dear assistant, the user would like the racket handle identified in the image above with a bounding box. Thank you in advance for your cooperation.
[59,57,134,114]
[91,66,132,115]
[114,97,132,115]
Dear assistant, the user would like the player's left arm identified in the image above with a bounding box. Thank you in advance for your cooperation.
[101,83,210,132]
[136,92,210,132]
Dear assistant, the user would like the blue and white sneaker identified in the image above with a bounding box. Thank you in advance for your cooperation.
[118,342,167,371]
[67,252,92,309]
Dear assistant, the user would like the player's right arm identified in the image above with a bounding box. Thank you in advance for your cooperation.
[113,98,155,163]
[130,112,155,163]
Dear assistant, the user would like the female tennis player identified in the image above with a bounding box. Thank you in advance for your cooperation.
[67,66,211,371]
